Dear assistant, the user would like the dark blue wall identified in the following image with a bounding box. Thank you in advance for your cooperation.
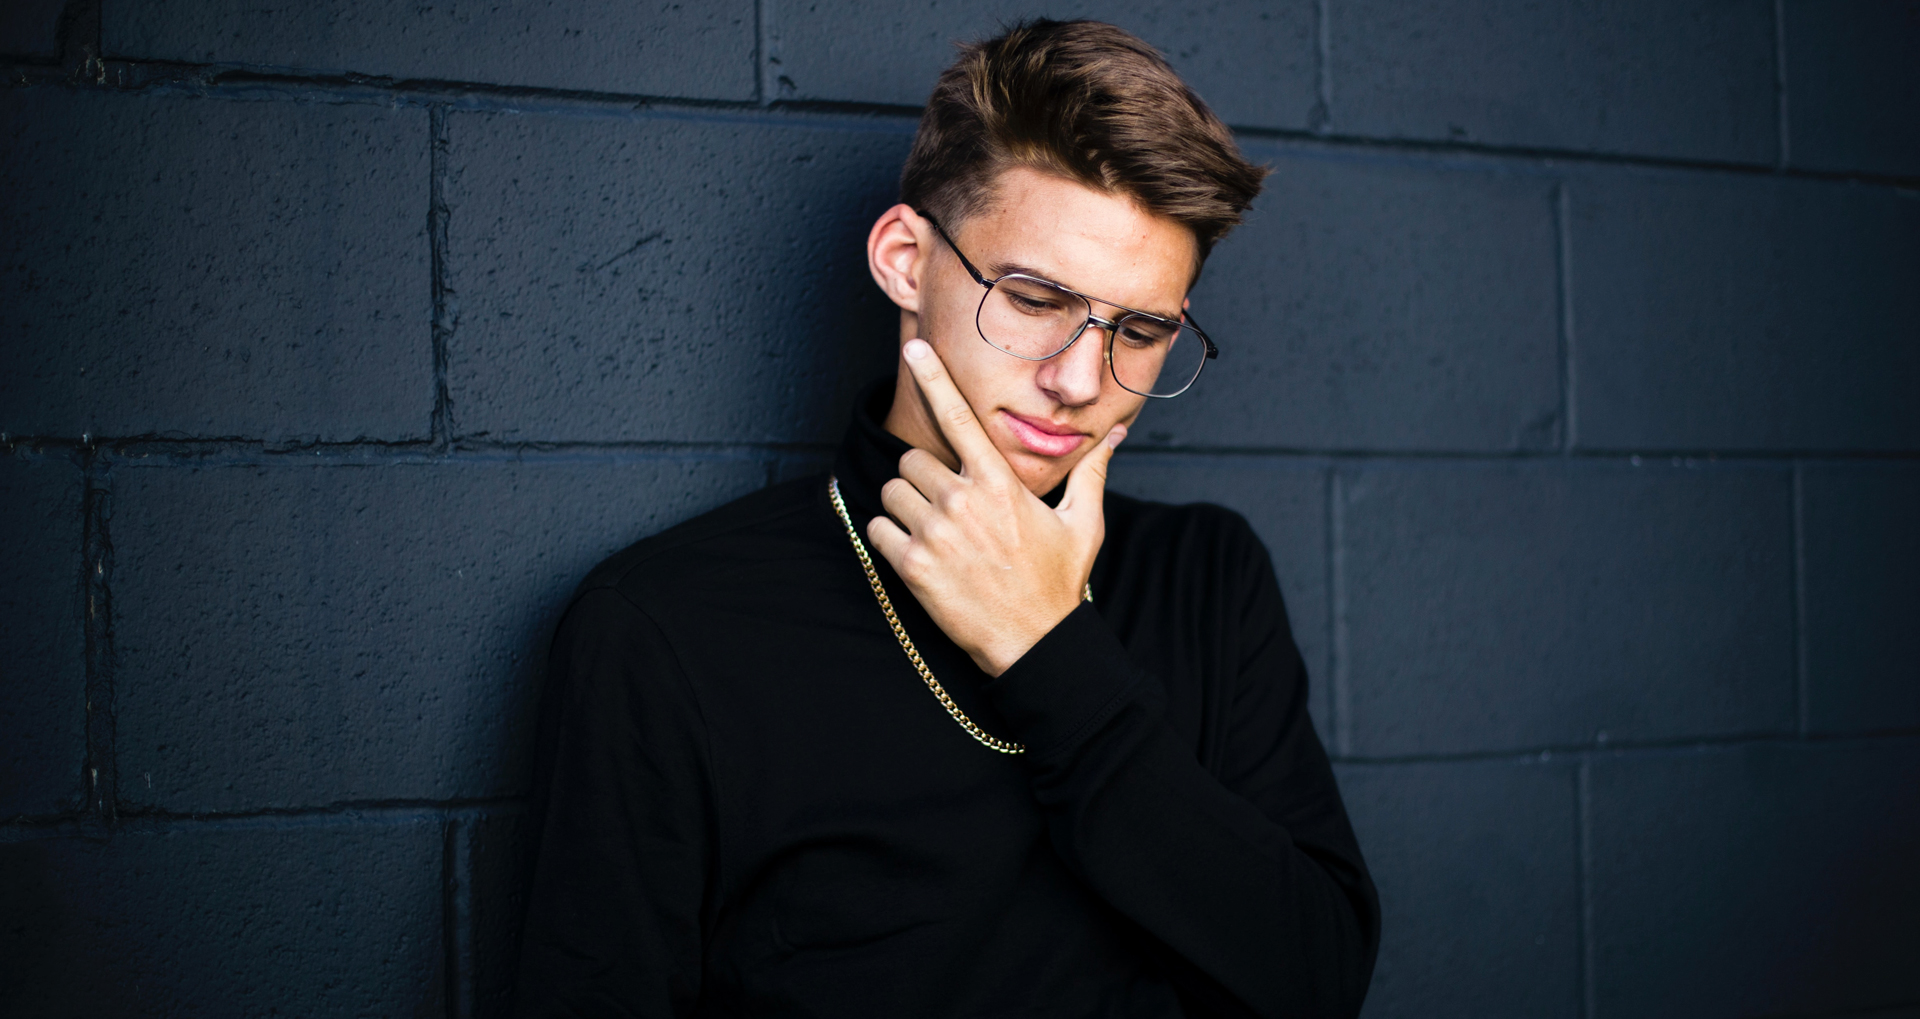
[3,2,1917,1016]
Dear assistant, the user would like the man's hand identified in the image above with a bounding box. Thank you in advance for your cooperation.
[865,339,1125,677]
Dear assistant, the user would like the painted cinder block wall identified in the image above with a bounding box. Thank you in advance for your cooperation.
[3,2,1916,1015]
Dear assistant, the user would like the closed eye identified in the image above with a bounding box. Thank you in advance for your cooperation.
[1006,291,1064,314]
[1117,318,1176,347]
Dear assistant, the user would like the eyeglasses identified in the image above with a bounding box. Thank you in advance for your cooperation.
[922,213,1217,399]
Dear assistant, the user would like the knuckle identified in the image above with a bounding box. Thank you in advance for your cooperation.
[901,545,934,577]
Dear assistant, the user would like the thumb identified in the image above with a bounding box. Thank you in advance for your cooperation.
[1059,423,1125,525]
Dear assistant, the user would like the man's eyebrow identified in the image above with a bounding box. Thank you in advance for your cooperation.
[984,260,1055,283]
[984,260,1183,321]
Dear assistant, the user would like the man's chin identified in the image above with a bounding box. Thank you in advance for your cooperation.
[1002,445,1083,497]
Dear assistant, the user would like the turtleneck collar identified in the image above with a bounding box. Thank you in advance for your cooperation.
[829,378,917,529]
[830,376,1069,530]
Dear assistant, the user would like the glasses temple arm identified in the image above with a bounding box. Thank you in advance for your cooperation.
[918,211,994,289]
[1180,307,1219,358]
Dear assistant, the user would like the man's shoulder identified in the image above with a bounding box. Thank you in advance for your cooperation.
[574,472,827,602]
[1102,488,1275,602]
[1105,489,1266,560]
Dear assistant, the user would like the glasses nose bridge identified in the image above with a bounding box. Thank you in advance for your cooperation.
[1078,309,1123,343]
[1059,310,1119,362]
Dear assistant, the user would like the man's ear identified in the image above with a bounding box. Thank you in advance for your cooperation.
[868,203,929,313]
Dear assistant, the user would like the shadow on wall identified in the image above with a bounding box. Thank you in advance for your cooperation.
[106,459,793,814]
[0,828,446,1015]
[1,101,907,1016]
[24,115,913,819]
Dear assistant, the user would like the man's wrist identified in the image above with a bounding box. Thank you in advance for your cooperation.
[972,594,1084,677]
[983,602,1145,760]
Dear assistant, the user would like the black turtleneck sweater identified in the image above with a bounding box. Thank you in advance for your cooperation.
[513,383,1379,1018]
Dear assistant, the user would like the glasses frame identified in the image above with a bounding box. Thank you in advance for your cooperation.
[921,212,1217,399]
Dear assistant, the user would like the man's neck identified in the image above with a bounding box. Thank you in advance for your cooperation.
[881,365,963,474]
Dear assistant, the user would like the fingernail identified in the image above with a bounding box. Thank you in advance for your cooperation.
[903,338,929,361]
[1107,424,1128,448]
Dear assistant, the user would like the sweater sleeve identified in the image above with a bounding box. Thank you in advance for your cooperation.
[513,586,713,1019]
[982,519,1381,1018]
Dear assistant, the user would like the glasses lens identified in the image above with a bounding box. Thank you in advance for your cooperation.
[978,276,1091,359]
[1110,314,1208,397]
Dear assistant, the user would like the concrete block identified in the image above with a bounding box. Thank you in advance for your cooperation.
[1108,454,1332,747]
[0,455,86,818]
[443,111,907,444]
[0,0,64,59]
[1570,169,1920,452]
[1783,0,1920,177]
[1329,0,1778,163]
[1338,759,1580,1019]
[763,0,1318,130]
[0,89,431,443]
[102,0,757,100]
[1145,144,1562,452]
[0,816,444,1016]
[1588,739,1920,1017]
[1801,463,1920,734]
[457,808,531,1019]
[111,455,766,812]
[1340,460,1795,757]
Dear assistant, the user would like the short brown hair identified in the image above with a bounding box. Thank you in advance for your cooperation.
[900,18,1267,261]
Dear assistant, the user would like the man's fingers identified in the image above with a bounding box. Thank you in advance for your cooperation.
[865,514,912,568]
[879,476,933,534]
[1059,423,1125,526]
[897,448,958,503]
[902,339,1006,477]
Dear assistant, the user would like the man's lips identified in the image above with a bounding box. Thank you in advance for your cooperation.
[1001,410,1089,458]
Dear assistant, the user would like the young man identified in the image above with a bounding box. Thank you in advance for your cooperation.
[515,19,1379,1018]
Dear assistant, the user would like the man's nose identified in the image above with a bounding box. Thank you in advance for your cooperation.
[1036,319,1109,407]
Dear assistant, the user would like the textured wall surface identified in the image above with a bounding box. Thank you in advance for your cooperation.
[3,2,1917,1016]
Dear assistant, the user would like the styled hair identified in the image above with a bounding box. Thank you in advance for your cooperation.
[900,18,1267,261]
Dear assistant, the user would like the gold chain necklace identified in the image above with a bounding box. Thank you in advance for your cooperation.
[827,475,1091,755]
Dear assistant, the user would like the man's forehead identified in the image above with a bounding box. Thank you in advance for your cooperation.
[957,171,1199,315]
